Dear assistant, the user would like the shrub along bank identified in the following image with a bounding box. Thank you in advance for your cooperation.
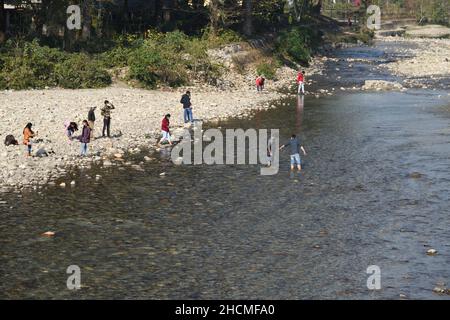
[0,25,354,90]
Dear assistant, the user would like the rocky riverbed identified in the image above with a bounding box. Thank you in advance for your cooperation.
[379,26,450,88]
[0,58,325,191]
[5,28,449,191]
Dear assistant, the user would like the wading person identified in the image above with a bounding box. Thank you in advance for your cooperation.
[79,120,91,156]
[23,123,37,157]
[297,70,305,95]
[280,134,307,171]
[180,91,193,124]
[158,114,172,147]
[88,107,96,140]
[101,100,115,137]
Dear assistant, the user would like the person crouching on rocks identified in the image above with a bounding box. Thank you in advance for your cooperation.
[256,75,265,92]
[158,114,172,147]
[79,120,91,156]
[65,121,79,142]
[23,123,37,157]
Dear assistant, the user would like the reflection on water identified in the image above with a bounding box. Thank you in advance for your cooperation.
[296,95,305,133]
[1,90,449,300]
[1,43,450,300]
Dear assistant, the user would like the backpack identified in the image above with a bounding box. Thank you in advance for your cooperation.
[4,135,18,146]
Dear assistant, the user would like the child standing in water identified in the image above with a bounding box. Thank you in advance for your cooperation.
[23,123,37,157]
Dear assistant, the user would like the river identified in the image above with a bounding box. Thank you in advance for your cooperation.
[1,41,449,299]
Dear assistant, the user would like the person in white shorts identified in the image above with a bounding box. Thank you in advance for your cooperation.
[158,114,173,146]
[297,70,305,95]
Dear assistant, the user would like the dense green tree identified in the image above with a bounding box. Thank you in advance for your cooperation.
[0,0,448,46]
[0,0,5,42]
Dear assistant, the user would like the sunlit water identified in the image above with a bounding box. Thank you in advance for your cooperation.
[1,42,450,299]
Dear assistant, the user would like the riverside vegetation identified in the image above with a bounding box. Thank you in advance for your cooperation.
[0,26,330,91]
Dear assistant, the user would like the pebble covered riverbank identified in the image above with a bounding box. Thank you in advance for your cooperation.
[0,59,325,191]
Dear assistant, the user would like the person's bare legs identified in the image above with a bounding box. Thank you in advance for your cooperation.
[297,164,302,171]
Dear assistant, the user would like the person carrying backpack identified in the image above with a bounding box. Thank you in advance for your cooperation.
[4,135,18,146]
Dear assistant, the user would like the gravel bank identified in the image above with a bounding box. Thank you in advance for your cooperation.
[0,59,324,191]
[379,29,450,88]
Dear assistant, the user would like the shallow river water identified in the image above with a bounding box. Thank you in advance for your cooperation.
[1,42,450,299]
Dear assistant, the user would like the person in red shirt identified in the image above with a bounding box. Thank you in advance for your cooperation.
[256,75,266,92]
[158,114,172,146]
[256,76,262,92]
[297,70,305,95]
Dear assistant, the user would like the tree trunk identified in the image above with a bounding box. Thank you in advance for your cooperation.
[209,0,220,34]
[123,0,129,32]
[242,0,253,36]
[0,0,5,43]
[163,0,174,23]
[192,0,204,10]
[82,0,92,40]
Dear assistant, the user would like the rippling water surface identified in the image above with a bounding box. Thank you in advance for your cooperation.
[1,42,450,299]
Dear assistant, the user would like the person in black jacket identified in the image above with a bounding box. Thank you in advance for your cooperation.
[180,91,193,124]
[88,107,96,140]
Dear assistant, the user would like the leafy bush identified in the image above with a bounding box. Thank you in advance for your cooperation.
[256,61,278,80]
[1,58,37,89]
[100,34,143,69]
[276,27,313,65]
[0,75,6,90]
[0,28,253,90]
[55,54,111,89]
[184,37,223,83]
[0,40,111,90]
[431,1,449,25]
[202,28,242,48]
[128,40,188,88]
[101,46,134,68]
[0,40,65,89]
[127,31,223,88]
